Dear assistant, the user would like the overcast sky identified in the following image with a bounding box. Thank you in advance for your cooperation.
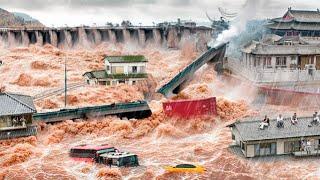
[1,0,319,27]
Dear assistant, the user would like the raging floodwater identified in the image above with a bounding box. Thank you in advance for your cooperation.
[0,41,319,180]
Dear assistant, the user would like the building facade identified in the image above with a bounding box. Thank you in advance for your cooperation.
[226,8,320,85]
[83,55,148,86]
[0,93,37,130]
[228,117,320,157]
[267,8,320,37]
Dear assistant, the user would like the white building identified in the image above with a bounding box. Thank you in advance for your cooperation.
[83,55,148,86]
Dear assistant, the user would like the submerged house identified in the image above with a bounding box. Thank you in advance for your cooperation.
[0,93,37,139]
[226,8,320,85]
[228,117,320,157]
[83,55,148,86]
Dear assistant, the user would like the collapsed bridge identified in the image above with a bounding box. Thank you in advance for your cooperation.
[157,43,227,97]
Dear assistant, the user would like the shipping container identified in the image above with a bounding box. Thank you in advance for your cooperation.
[163,97,217,118]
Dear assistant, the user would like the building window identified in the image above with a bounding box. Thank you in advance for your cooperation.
[284,40,292,45]
[98,81,106,85]
[132,66,137,73]
[240,141,245,151]
[132,81,136,85]
[263,57,272,68]
[106,66,110,71]
[284,141,301,153]
[232,133,235,140]
[140,66,146,73]
[254,142,276,156]
[106,81,110,85]
[276,57,287,68]
[118,80,125,84]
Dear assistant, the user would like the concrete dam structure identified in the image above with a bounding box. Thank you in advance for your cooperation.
[0,26,213,49]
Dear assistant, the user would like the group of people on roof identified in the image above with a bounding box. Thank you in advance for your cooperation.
[259,113,298,130]
[259,112,320,130]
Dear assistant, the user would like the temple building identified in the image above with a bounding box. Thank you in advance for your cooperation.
[226,8,320,86]
[83,55,148,86]
[267,7,320,37]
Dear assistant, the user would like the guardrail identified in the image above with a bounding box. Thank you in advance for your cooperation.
[33,82,86,101]
[157,43,226,96]
[33,101,152,123]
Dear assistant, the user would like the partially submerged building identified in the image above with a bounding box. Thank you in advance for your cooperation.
[0,93,37,139]
[226,8,320,85]
[83,55,148,86]
[228,117,320,157]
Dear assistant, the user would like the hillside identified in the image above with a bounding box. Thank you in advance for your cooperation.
[0,8,44,27]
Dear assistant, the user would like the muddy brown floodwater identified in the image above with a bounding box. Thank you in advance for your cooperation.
[0,40,319,180]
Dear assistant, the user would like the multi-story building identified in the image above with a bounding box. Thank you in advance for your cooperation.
[226,8,320,87]
[83,55,148,86]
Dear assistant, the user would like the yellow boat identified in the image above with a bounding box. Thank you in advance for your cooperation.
[164,164,205,173]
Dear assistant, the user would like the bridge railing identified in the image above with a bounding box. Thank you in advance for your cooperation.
[33,101,150,121]
[157,45,225,96]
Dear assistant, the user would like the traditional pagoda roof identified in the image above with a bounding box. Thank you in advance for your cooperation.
[228,117,320,141]
[0,93,36,117]
[271,8,320,23]
[105,55,148,63]
[267,8,320,31]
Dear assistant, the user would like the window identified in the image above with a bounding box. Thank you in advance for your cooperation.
[106,66,110,71]
[240,141,245,151]
[232,133,235,140]
[98,81,106,85]
[132,81,136,85]
[263,57,272,68]
[284,141,301,153]
[132,66,137,73]
[284,40,292,45]
[106,81,110,85]
[254,142,276,156]
[140,66,146,73]
[276,57,287,68]
[118,80,125,84]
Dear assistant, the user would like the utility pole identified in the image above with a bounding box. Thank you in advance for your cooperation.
[64,56,67,108]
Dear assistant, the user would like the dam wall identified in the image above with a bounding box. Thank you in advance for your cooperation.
[0,26,213,50]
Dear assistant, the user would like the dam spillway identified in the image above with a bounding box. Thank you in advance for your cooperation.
[0,26,213,50]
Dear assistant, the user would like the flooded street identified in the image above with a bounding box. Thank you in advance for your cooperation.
[0,41,320,180]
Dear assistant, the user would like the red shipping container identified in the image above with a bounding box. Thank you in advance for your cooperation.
[163,97,217,118]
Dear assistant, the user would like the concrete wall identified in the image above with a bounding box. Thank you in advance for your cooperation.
[0,27,213,49]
